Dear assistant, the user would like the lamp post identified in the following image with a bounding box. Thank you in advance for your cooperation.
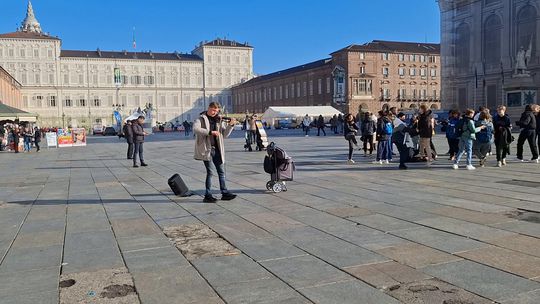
[62,112,65,129]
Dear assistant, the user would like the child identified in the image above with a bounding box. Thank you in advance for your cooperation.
[453,109,486,170]
[473,112,494,167]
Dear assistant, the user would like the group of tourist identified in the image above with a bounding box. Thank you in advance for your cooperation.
[342,103,540,170]
[0,123,42,153]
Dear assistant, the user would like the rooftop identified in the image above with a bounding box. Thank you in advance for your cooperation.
[240,58,332,86]
[199,38,252,48]
[333,40,440,55]
[60,50,203,61]
[0,31,60,40]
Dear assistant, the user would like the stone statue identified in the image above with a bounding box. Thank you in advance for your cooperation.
[515,45,532,75]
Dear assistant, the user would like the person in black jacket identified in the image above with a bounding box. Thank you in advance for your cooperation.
[374,111,392,164]
[33,127,41,152]
[123,120,134,159]
[493,105,512,167]
[316,115,326,136]
[344,114,359,164]
[417,104,434,162]
[11,126,20,153]
[535,104,540,154]
[132,116,148,167]
[392,113,414,169]
[360,112,376,156]
[516,104,539,162]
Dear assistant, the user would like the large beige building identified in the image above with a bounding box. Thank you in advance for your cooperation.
[439,0,540,112]
[233,40,441,115]
[0,66,22,109]
[0,1,254,127]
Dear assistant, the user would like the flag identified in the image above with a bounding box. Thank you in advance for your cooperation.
[132,27,136,49]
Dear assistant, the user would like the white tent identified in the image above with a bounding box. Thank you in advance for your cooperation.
[262,106,342,124]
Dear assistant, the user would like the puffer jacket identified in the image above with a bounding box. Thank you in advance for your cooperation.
[193,114,234,163]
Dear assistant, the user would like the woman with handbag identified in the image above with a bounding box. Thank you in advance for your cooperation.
[344,114,360,164]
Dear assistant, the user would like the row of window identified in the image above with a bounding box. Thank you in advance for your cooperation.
[206,54,250,65]
[0,47,55,59]
[378,52,437,63]
[236,78,332,104]
[381,67,438,77]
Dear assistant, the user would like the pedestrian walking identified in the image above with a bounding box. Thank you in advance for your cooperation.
[123,120,134,159]
[132,116,148,167]
[453,109,485,170]
[302,114,311,137]
[11,126,20,153]
[374,111,393,164]
[193,102,237,203]
[337,114,344,134]
[183,120,191,136]
[446,110,460,160]
[393,112,415,170]
[33,127,41,152]
[330,115,338,134]
[473,111,494,167]
[515,104,539,162]
[360,112,376,156]
[316,115,326,136]
[493,105,512,167]
[417,104,434,163]
[344,114,360,164]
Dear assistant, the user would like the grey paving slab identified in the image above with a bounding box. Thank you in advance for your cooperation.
[349,213,421,232]
[0,266,59,295]
[390,226,489,253]
[322,224,410,251]
[214,277,311,304]
[234,237,307,261]
[0,245,62,272]
[61,246,124,274]
[0,290,58,304]
[299,280,401,304]
[63,230,117,253]
[124,246,189,272]
[260,255,352,290]
[116,233,173,252]
[421,260,540,302]
[416,216,518,241]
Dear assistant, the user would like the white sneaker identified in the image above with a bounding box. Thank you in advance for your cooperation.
[534,159,539,164]
[466,165,476,170]
[347,159,355,164]
[372,160,383,164]
[502,159,507,166]
[384,160,390,164]
[516,157,525,162]
[497,161,502,167]
[452,164,459,170]
[305,135,309,137]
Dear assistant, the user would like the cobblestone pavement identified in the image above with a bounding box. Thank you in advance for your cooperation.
[1,131,539,304]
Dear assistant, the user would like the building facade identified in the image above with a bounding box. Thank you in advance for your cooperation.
[0,1,254,127]
[233,40,441,115]
[439,0,540,112]
[0,66,22,109]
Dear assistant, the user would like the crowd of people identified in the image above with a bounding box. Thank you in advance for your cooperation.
[122,116,149,167]
[341,103,540,170]
[0,123,42,153]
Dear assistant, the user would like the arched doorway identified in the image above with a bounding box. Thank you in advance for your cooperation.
[430,104,440,110]
[409,103,418,110]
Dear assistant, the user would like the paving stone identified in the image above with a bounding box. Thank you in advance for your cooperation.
[0,245,63,272]
[323,224,410,250]
[490,220,540,238]
[234,237,307,261]
[116,233,172,252]
[457,246,540,279]
[0,266,59,295]
[349,213,421,232]
[488,234,540,258]
[124,246,189,272]
[64,230,117,253]
[376,243,462,268]
[260,255,352,290]
[416,216,518,241]
[344,261,432,289]
[429,206,514,225]
[0,290,58,304]
[243,212,306,232]
[214,276,309,304]
[324,206,373,218]
[299,280,401,304]
[110,217,162,237]
[501,289,540,304]
[390,226,488,253]
[421,260,540,302]
[192,254,272,288]
[61,246,124,274]
[10,230,64,249]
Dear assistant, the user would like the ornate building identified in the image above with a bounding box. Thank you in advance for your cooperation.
[0,66,22,109]
[233,40,441,114]
[0,1,254,127]
[439,0,540,112]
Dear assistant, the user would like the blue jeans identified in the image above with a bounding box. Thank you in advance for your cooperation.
[24,137,31,151]
[204,148,229,196]
[133,142,144,165]
[376,139,391,161]
[455,138,473,166]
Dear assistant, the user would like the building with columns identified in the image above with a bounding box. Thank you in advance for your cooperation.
[0,1,254,127]
[439,0,540,113]
[232,40,441,115]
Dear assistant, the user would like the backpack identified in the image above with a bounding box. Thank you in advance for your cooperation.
[263,156,275,174]
[476,123,493,143]
[445,119,458,139]
[455,119,465,137]
[383,121,393,135]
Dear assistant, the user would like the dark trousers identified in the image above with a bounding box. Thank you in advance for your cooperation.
[133,142,144,165]
[447,138,459,158]
[348,137,358,160]
[495,143,509,161]
[395,142,409,166]
[304,127,310,135]
[127,142,134,159]
[35,141,40,151]
[516,130,538,160]
[363,135,374,154]
[317,127,326,136]
[203,148,228,196]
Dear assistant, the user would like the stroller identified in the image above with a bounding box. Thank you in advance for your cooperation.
[264,142,295,193]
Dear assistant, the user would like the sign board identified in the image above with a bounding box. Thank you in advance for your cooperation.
[72,128,87,146]
[45,132,57,148]
[57,129,73,147]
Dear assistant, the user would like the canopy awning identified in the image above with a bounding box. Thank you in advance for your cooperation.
[262,106,342,121]
[0,103,37,122]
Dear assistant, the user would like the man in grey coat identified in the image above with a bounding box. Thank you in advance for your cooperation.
[194,102,237,203]
[132,116,148,168]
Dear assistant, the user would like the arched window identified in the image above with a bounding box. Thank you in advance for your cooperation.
[455,23,471,73]
[484,15,502,66]
[517,5,537,60]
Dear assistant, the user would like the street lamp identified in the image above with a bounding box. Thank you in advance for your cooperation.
[62,112,65,129]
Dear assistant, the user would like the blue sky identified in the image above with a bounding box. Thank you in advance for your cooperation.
[1,0,440,74]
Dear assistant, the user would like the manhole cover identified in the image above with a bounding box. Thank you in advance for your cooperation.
[497,179,540,188]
